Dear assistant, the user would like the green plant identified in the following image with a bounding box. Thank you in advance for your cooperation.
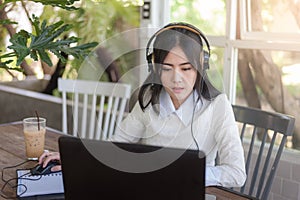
[39,0,140,79]
[0,0,98,72]
[2,15,97,69]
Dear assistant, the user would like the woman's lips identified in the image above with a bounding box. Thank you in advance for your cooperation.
[172,87,184,93]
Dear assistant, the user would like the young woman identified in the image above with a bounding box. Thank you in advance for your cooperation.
[111,22,246,187]
[39,22,246,187]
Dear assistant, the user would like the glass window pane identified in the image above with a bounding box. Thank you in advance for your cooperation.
[246,0,300,34]
[207,47,225,92]
[236,48,300,114]
[236,49,300,149]
[170,0,226,35]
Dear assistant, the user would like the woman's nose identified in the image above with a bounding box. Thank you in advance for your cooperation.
[172,70,182,83]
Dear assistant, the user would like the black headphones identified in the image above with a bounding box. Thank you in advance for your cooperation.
[146,22,211,74]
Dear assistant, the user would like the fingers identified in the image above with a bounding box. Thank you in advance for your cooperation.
[38,151,50,164]
[38,151,61,168]
[51,165,62,172]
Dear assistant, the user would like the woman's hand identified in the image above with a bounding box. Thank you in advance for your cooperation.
[38,151,62,172]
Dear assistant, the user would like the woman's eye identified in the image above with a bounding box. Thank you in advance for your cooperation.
[161,67,172,71]
[182,67,192,71]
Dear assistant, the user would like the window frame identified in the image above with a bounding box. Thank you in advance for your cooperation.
[144,0,300,103]
[239,0,300,43]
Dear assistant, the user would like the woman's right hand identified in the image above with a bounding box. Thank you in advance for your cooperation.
[38,151,62,172]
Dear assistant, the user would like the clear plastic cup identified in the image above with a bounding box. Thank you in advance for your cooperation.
[23,117,46,160]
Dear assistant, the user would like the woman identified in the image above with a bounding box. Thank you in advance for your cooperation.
[39,22,246,187]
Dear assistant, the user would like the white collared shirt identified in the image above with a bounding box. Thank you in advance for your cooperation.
[113,90,246,187]
[159,89,202,126]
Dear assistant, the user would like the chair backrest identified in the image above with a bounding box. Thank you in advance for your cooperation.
[231,105,295,199]
[58,78,131,140]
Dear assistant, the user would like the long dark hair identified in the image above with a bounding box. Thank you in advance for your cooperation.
[138,23,221,112]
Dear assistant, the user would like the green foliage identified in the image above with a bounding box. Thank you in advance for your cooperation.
[0,0,80,10]
[0,19,18,25]
[0,0,138,77]
[1,15,98,69]
[40,0,139,45]
[39,0,140,78]
[0,50,23,71]
[0,0,99,73]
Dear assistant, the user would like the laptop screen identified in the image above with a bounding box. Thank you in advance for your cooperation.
[59,136,206,200]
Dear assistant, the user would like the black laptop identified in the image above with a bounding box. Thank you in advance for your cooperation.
[58,136,206,200]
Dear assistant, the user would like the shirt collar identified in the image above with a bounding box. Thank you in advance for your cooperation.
[159,89,202,126]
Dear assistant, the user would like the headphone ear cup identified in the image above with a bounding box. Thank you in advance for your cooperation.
[203,50,210,71]
[147,53,154,73]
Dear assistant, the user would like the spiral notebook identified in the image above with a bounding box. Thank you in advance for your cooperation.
[16,169,64,197]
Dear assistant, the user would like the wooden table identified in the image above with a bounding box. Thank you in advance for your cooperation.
[0,122,254,200]
[0,121,62,199]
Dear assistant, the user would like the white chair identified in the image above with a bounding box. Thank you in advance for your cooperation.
[58,78,131,140]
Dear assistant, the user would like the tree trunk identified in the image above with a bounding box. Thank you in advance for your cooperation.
[288,0,300,27]
[238,50,261,108]
[0,2,34,76]
[96,47,120,82]
[237,0,300,148]
[43,53,67,95]
[249,50,300,148]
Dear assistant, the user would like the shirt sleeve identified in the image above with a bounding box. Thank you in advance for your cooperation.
[110,102,146,143]
[205,94,246,187]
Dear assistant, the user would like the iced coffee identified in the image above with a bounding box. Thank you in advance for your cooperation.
[23,117,46,160]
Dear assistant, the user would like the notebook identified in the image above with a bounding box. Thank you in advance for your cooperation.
[16,169,64,197]
[59,136,206,200]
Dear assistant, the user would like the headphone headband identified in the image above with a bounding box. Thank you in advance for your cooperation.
[146,22,211,73]
[156,23,210,55]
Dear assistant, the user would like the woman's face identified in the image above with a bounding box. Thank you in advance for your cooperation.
[160,46,197,109]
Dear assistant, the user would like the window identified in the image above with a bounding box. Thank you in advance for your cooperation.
[170,0,227,92]
[171,0,226,35]
[239,0,300,42]
[170,0,300,149]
